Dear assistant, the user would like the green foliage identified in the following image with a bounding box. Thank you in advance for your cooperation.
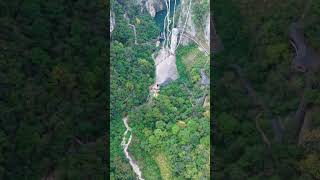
[214,0,320,179]
[300,154,320,179]
[172,124,180,135]
[192,0,209,29]
[110,1,162,179]
[135,14,160,43]
[127,46,210,179]
[218,113,239,136]
[0,0,107,178]
[110,0,209,178]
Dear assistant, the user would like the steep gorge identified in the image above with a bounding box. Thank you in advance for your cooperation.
[111,0,210,179]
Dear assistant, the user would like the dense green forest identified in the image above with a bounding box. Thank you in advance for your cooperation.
[128,45,210,179]
[214,0,320,179]
[110,0,210,179]
[0,0,107,179]
[110,0,159,179]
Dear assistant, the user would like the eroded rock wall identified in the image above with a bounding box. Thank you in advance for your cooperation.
[144,0,166,17]
[177,0,210,48]
[110,11,115,33]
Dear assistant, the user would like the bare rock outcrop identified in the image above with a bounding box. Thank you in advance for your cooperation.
[110,11,115,34]
[177,0,210,48]
[203,95,210,108]
[200,69,209,85]
[145,0,166,17]
[289,22,320,72]
[154,49,179,86]
[204,15,210,46]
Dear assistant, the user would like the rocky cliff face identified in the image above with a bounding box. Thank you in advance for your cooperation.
[177,0,210,49]
[144,0,166,17]
[204,15,210,46]
[175,0,223,54]
[110,11,115,33]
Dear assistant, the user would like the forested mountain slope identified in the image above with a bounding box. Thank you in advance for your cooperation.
[128,45,210,179]
[0,0,107,179]
[110,0,158,179]
[110,0,210,179]
[214,0,320,179]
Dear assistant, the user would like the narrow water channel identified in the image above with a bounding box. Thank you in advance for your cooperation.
[121,1,181,179]
[154,0,181,32]
[121,116,145,180]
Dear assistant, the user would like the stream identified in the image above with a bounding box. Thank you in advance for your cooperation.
[154,0,181,33]
[120,2,181,179]
[121,116,145,180]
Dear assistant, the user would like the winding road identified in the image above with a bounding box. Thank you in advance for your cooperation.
[179,31,209,55]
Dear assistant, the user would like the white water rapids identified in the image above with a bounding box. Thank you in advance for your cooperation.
[121,116,145,180]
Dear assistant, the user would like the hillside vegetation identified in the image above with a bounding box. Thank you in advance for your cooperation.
[110,0,159,179]
[129,45,210,179]
[0,0,107,179]
[214,0,320,179]
[111,0,210,179]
